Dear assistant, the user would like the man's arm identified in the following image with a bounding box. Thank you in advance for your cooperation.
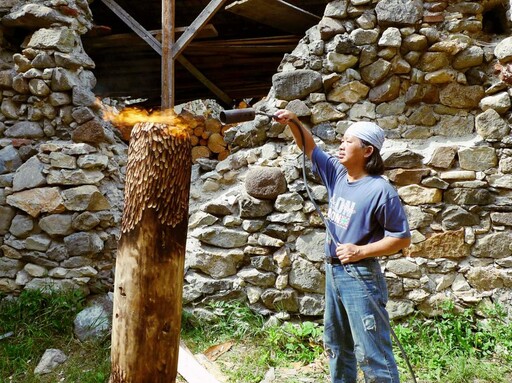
[274,110,316,158]
[335,237,411,264]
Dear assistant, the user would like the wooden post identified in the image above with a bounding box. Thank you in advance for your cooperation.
[110,120,191,383]
[162,0,175,108]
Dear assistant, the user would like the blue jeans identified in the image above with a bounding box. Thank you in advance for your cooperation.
[324,259,400,383]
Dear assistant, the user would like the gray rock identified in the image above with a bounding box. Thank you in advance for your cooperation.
[5,121,44,138]
[441,206,479,230]
[458,146,497,171]
[296,231,325,262]
[39,214,74,236]
[324,0,348,19]
[238,266,276,287]
[0,257,22,278]
[427,146,457,169]
[245,167,287,200]
[383,149,424,169]
[444,188,494,205]
[3,4,73,29]
[0,145,22,174]
[272,70,323,101]
[289,258,324,293]
[9,214,34,238]
[387,299,415,320]
[439,83,484,109]
[375,0,423,26]
[298,294,324,316]
[74,296,112,341]
[186,239,244,278]
[47,169,104,186]
[64,232,104,256]
[25,234,51,251]
[261,288,299,312]
[475,109,510,140]
[12,156,46,191]
[0,206,16,235]
[479,92,511,114]
[27,28,78,53]
[494,36,512,63]
[6,187,64,217]
[34,348,67,375]
[51,67,79,91]
[196,226,249,248]
[488,174,512,189]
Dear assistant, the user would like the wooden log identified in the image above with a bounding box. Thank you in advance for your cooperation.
[205,118,222,134]
[207,133,226,154]
[191,145,211,162]
[217,149,230,161]
[190,135,199,146]
[110,121,191,383]
[193,126,204,137]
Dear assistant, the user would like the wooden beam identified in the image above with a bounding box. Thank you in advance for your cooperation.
[177,56,231,105]
[98,0,232,105]
[83,25,219,50]
[178,343,222,383]
[100,0,162,54]
[226,0,321,34]
[162,0,175,108]
[171,0,228,59]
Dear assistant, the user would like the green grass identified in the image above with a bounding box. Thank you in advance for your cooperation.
[1,292,511,383]
[392,301,512,383]
[0,289,110,383]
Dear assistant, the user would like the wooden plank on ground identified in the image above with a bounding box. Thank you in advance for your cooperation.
[226,0,320,34]
[178,342,223,383]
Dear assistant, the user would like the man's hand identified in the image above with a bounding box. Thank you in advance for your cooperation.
[336,243,365,264]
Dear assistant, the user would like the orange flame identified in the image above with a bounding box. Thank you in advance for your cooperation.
[99,101,193,140]
[101,105,179,127]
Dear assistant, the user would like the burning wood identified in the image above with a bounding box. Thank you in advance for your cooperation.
[105,108,192,383]
[102,104,230,163]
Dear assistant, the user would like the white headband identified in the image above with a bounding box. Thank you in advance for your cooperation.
[344,121,385,150]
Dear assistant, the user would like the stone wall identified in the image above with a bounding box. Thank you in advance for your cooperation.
[186,0,512,320]
[0,1,126,295]
[0,0,512,321]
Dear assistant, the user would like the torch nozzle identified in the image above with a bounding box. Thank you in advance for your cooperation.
[220,108,276,124]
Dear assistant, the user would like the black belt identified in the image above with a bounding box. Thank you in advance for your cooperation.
[325,257,342,265]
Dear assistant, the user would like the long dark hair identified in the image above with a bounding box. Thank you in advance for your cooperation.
[361,139,385,175]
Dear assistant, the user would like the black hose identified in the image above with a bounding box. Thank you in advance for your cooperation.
[292,118,418,383]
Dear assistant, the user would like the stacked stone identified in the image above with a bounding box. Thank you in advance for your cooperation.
[0,2,126,295]
[186,0,512,320]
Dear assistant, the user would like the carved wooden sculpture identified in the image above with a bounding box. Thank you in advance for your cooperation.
[110,118,191,383]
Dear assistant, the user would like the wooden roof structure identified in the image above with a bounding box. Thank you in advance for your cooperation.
[83,0,330,108]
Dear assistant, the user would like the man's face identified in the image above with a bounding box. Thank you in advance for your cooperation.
[337,134,373,168]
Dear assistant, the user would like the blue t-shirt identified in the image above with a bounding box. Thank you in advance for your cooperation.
[311,147,410,257]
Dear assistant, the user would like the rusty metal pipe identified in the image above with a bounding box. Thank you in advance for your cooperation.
[220,108,276,124]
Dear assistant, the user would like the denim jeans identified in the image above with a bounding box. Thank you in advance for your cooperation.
[324,258,400,383]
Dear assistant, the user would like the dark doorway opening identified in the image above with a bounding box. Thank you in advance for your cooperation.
[482,4,509,34]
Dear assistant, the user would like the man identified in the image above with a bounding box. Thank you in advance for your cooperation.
[274,109,411,383]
